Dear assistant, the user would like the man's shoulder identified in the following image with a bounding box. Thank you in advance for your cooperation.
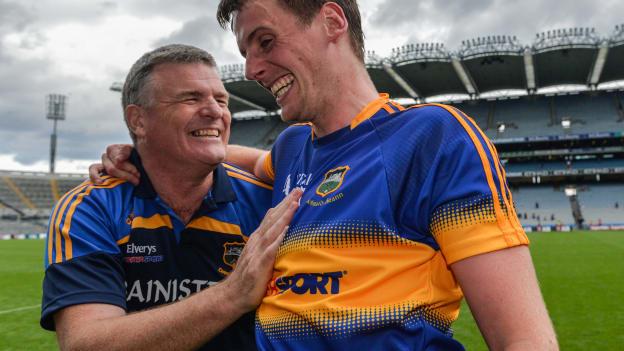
[273,123,313,148]
[53,176,132,210]
[375,103,480,147]
[222,163,273,192]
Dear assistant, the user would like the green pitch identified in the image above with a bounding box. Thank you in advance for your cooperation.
[1,231,623,350]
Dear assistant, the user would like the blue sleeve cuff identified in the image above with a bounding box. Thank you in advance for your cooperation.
[41,252,126,331]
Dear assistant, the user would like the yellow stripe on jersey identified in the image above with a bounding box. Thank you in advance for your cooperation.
[427,103,510,234]
[350,94,389,129]
[389,101,406,111]
[222,163,257,178]
[131,214,173,230]
[226,171,273,190]
[474,122,525,230]
[116,235,130,245]
[382,104,395,113]
[49,178,126,263]
[187,216,243,236]
[58,179,127,262]
[262,152,275,182]
[260,220,462,338]
[48,183,89,264]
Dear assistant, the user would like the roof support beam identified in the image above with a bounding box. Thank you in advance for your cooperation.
[588,41,610,88]
[229,93,267,111]
[382,63,420,100]
[451,57,477,96]
[523,48,536,93]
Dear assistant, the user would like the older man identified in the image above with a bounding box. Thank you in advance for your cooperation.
[93,1,559,350]
[42,44,301,351]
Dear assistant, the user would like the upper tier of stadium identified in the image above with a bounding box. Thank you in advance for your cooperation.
[216,24,624,115]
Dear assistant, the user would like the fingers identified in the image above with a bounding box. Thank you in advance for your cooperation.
[103,144,140,185]
[88,163,106,185]
[254,188,302,239]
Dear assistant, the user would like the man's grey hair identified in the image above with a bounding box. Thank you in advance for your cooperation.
[122,44,218,142]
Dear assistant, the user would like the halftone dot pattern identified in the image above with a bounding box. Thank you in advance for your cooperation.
[429,193,512,238]
[257,302,454,341]
[278,220,420,258]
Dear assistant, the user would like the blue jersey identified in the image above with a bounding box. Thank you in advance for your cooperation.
[258,94,528,350]
[41,150,272,351]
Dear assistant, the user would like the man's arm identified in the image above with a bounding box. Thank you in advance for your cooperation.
[451,246,558,351]
[88,144,271,185]
[225,145,271,183]
[53,188,302,351]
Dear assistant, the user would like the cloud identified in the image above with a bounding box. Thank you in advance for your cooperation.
[153,15,241,65]
[369,0,624,50]
[1,0,622,172]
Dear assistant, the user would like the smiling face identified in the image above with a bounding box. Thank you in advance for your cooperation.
[132,62,231,170]
[233,0,330,123]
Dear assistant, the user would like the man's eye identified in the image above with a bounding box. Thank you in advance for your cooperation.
[260,38,273,49]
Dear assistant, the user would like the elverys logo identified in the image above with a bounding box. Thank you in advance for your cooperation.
[267,271,345,296]
[316,166,350,197]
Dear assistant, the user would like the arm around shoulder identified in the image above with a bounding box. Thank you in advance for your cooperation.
[226,144,272,183]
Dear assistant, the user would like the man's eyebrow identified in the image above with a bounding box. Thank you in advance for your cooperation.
[174,91,203,99]
[240,26,269,56]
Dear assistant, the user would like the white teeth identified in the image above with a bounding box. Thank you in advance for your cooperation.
[191,129,220,137]
[270,74,294,98]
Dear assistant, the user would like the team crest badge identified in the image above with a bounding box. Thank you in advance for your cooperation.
[316,166,350,197]
[222,242,245,269]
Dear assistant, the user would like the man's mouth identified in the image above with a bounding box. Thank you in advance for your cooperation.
[190,128,220,137]
[270,74,294,99]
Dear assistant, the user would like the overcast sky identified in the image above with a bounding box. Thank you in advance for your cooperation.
[1,0,622,173]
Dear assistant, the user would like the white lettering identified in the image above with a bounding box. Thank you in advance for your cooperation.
[127,280,144,302]
[126,279,219,304]
[146,280,153,303]
[179,279,191,300]
[126,243,158,255]
[153,280,170,303]
[191,279,208,292]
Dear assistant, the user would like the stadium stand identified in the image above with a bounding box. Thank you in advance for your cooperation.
[577,184,624,225]
[0,171,84,235]
[512,186,575,226]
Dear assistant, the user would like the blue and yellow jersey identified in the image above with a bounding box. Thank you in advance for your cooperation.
[259,94,528,350]
[41,150,272,351]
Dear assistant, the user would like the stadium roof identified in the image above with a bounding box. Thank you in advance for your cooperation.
[219,24,624,116]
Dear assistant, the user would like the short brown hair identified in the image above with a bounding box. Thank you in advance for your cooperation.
[217,0,365,62]
[122,44,217,142]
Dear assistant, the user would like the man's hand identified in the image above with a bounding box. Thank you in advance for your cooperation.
[88,144,139,185]
[222,187,302,313]
[54,188,303,351]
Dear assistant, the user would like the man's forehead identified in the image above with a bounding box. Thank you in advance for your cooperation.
[150,64,225,90]
[233,0,277,40]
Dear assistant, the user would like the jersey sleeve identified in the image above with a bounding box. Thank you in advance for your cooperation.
[268,123,312,183]
[41,179,129,330]
[425,105,528,264]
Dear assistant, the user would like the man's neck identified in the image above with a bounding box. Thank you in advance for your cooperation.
[312,59,379,137]
[139,152,215,224]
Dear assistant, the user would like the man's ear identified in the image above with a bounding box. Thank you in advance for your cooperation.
[320,2,348,42]
[125,105,146,139]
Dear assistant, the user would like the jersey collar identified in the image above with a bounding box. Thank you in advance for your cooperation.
[130,149,236,205]
[349,93,390,130]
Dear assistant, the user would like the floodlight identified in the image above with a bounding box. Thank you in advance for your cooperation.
[564,187,577,197]
[561,118,571,129]
[46,94,67,174]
